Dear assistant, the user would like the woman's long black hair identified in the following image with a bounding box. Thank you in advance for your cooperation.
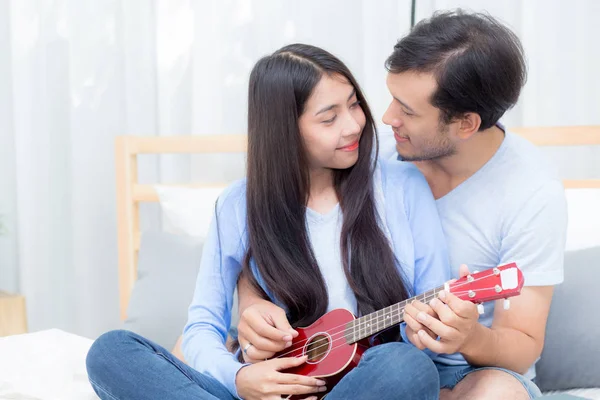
[243,44,410,329]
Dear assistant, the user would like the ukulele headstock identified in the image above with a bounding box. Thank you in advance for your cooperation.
[448,262,524,304]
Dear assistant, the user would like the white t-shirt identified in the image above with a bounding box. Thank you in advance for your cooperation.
[305,204,358,314]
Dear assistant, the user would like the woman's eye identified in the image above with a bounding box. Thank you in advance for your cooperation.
[323,116,337,124]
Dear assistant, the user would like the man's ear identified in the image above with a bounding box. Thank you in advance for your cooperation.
[456,112,482,139]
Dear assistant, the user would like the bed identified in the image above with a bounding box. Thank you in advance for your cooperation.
[0,126,598,399]
[115,126,600,399]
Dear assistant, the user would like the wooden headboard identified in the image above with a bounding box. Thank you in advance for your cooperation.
[114,126,600,320]
[115,134,247,320]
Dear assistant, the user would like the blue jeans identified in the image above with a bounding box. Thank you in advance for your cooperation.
[86,330,440,400]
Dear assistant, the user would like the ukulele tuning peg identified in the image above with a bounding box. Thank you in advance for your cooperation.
[477,304,485,315]
[503,298,511,310]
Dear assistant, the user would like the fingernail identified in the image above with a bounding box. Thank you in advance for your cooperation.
[430,298,438,307]
[285,341,292,348]
[418,330,426,338]
[316,379,326,386]
[439,290,446,299]
[283,335,293,342]
[319,386,328,392]
[417,312,427,322]
[290,329,298,336]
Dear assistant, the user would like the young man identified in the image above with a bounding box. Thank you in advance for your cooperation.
[378,10,566,399]
[236,10,566,400]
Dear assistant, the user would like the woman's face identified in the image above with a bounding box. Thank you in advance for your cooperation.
[298,74,366,174]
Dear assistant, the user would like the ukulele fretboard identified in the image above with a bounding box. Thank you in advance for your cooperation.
[343,285,445,344]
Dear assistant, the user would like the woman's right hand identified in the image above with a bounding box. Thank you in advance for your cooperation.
[235,355,327,400]
[237,299,298,363]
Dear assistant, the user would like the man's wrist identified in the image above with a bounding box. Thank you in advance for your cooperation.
[459,322,489,359]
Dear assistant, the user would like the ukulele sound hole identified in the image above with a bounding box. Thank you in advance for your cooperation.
[305,334,330,362]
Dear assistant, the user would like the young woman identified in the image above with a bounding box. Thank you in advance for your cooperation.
[86,44,449,400]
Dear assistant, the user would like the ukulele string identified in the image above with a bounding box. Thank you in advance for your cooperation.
[275,271,500,357]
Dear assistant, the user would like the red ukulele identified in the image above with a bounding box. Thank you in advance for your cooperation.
[276,263,524,399]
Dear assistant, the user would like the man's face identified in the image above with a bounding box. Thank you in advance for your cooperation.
[382,71,459,161]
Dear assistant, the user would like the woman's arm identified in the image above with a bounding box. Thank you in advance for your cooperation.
[182,187,246,397]
[387,163,452,347]
[182,184,325,399]
[403,166,452,294]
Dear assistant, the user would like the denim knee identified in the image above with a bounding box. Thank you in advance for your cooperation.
[362,342,439,394]
[86,329,139,381]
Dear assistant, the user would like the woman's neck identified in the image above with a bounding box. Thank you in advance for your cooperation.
[307,168,338,215]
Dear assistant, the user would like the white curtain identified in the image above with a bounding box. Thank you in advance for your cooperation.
[0,0,598,339]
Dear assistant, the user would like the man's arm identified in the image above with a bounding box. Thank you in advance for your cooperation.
[410,276,555,374]
[461,286,553,374]
[237,273,265,315]
[171,335,186,362]
[463,179,567,372]
[408,179,566,373]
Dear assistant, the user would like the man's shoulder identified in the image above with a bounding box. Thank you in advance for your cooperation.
[501,131,560,182]
[478,131,562,201]
[473,130,566,227]
[439,131,565,223]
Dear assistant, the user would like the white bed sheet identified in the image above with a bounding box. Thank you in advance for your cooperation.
[0,329,98,400]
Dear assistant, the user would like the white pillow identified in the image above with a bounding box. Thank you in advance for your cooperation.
[154,186,225,241]
[564,188,600,251]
